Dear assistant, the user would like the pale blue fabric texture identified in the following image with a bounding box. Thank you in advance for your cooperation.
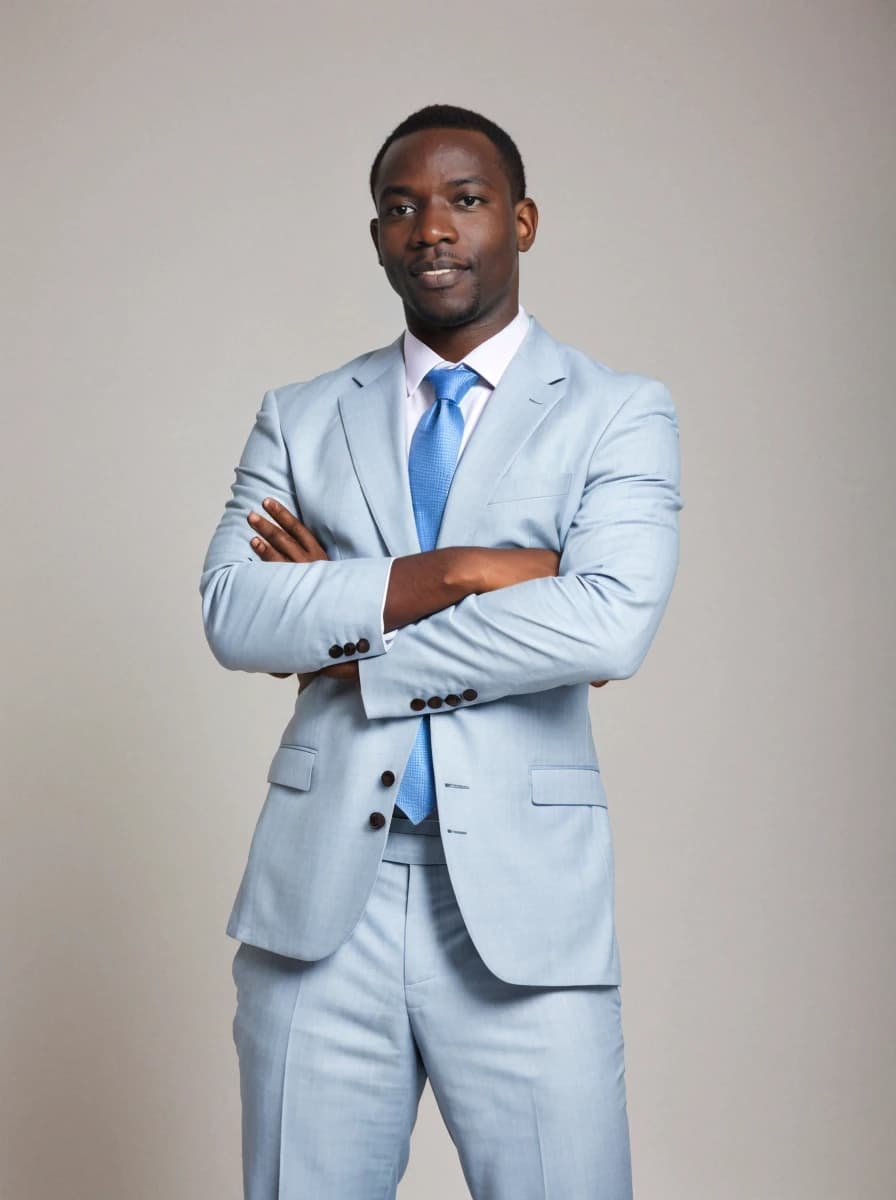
[231,817,633,1199]
[395,363,481,824]
[200,316,683,985]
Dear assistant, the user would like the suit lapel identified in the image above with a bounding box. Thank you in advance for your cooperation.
[435,316,567,549]
[337,317,568,558]
[338,337,421,558]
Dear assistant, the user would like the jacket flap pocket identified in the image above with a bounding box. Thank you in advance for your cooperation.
[488,471,572,504]
[267,744,316,791]
[530,765,607,806]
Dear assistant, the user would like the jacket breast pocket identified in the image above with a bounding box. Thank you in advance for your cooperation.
[267,744,317,791]
[476,471,573,550]
[488,471,573,505]
[530,765,607,806]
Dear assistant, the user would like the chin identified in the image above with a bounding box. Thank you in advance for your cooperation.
[408,294,481,330]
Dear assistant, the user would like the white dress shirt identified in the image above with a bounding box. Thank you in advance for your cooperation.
[378,304,531,646]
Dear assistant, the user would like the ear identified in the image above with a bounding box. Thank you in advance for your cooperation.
[369,218,383,266]
[515,198,538,253]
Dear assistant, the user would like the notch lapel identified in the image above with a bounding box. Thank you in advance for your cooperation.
[337,337,420,558]
[435,317,568,549]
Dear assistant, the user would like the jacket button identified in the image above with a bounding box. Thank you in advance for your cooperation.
[462,688,478,701]
[380,770,396,786]
[369,811,386,829]
[343,641,357,655]
[328,644,344,658]
[445,694,461,706]
[427,696,443,709]
[356,638,370,653]
[410,698,426,711]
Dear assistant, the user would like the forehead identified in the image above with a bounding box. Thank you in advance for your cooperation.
[374,127,509,197]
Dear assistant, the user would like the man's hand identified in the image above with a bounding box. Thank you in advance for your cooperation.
[247,497,328,566]
[247,498,349,688]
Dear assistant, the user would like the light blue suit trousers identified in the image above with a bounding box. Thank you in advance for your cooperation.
[232,816,633,1198]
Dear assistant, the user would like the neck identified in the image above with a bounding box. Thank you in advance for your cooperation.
[405,298,519,362]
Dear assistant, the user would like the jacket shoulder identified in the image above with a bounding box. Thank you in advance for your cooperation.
[550,335,668,401]
[264,342,393,414]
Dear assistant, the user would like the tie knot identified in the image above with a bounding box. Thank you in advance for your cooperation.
[424,363,480,406]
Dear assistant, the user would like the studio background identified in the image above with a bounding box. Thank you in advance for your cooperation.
[2,2,893,1197]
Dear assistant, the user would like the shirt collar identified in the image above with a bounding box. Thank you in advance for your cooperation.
[402,305,530,397]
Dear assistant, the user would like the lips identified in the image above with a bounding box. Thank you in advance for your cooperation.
[409,258,470,277]
[409,259,470,290]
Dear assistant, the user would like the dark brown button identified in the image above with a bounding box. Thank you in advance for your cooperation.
[369,811,386,829]
[410,698,426,711]
[462,688,478,702]
[445,694,461,706]
[380,770,396,786]
[427,696,443,709]
[343,641,357,656]
[328,644,344,658]
[356,638,370,653]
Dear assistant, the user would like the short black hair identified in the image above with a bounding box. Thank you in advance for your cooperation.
[369,104,527,206]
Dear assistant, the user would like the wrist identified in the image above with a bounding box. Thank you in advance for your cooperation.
[442,547,487,595]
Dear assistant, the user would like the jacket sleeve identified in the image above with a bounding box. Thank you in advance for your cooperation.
[199,388,394,673]
[357,378,682,717]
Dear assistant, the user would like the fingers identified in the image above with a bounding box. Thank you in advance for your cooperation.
[250,528,290,562]
[262,498,328,559]
[590,680,609,687]
[246,511,307,562]
[246,499,328,563]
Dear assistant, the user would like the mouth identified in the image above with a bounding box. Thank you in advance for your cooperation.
[409,263,470,290]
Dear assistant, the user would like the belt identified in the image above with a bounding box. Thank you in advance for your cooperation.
[382,813,446,865]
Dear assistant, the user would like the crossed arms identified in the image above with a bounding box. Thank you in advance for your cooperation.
[199,377,682,714]
[244,500,607,690]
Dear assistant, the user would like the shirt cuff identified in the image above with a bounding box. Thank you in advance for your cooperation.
[380,558,396,649]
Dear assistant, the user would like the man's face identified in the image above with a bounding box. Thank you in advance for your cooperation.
[370,128,537,335]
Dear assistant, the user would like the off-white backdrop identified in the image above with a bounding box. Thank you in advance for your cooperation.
[2,2,893,1197]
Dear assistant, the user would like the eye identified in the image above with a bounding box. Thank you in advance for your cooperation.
[457,195,485,208]
[385,203,415,217]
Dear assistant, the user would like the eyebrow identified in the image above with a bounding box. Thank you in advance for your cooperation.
[378,175,496,200]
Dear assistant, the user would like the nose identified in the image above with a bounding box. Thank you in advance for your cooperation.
[410,200,458,247]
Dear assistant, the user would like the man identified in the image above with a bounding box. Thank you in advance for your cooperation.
[200,104,682,1199]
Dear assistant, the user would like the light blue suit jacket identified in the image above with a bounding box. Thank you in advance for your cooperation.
[200,315,682,986]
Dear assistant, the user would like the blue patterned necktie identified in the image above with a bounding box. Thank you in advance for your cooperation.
[395,362,481,824]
